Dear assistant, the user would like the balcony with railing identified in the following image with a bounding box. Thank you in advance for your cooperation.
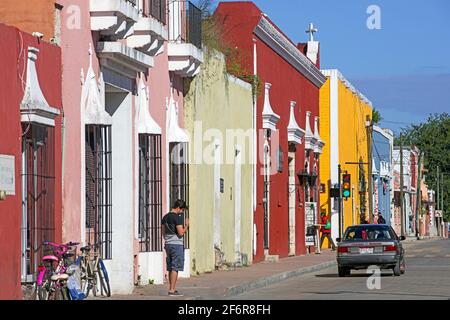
[167,0,203,77]
[127,0,169,55]
[90,0,140,38]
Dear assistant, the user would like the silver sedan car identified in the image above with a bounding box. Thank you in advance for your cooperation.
[336,224,406,277]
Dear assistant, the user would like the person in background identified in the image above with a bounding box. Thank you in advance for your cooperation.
[377,213,386,224]
[319,211,336,251]
[162,199,189,297]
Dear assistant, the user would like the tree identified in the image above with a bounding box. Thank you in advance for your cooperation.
[396,113,450,222]
[372,108,383,125]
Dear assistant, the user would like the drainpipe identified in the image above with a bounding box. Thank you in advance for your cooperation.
[252,38,257,256]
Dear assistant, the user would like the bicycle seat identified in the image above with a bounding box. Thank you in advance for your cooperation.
[42,255,59,262]
[50,273,69,281]
[80,246,91,252]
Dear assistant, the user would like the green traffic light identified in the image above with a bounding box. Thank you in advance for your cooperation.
[343,190,350,197]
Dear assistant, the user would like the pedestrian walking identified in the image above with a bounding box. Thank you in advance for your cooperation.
[377,213,386,224]
[319,212,336,250]
[162,199,189,297]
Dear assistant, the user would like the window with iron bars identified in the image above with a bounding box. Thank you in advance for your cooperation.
[169,142,189,248]
[85,125,113,260]
[143,0,167,24]
[139,134,163,252]
[21,124,56,282]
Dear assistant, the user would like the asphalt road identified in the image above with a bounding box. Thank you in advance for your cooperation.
[231,239,450,300]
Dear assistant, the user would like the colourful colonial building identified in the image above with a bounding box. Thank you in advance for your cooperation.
[0,22,63,299]
[184,52,254,274]
[215,2,326,262]
[319,70,373,244]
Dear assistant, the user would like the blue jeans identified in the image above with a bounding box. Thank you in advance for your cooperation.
[165,244,185,272]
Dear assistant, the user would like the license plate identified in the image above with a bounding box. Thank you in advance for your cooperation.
[360,248,374,254]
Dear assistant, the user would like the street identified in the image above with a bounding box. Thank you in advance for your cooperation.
[231,239,450,300]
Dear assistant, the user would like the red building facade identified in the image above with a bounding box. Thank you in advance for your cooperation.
[0,23,62,299]
[215,2,326,262]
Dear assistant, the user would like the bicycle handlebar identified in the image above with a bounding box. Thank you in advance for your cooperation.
[42,241,81,256]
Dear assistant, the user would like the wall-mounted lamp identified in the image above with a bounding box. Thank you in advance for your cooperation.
[0,190,6,201]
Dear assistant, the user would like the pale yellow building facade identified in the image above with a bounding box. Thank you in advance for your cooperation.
[184,53,254,274]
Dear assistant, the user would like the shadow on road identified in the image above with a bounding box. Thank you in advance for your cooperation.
[300,290,449,299]
[315,273,395,278]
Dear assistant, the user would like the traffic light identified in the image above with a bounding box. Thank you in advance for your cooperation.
[342,174,351,198]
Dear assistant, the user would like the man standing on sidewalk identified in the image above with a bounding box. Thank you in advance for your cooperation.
[319,212,336,250]
[162,199,189,296]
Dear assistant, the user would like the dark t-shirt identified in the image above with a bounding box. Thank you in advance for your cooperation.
[162,212,184,245]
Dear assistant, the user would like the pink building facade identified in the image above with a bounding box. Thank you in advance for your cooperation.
[59,0,203,294]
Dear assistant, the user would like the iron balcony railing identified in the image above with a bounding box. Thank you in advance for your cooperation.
[169,0,202,49]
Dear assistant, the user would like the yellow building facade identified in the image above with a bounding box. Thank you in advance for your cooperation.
[184,52,254,274]
[320,70,373,244]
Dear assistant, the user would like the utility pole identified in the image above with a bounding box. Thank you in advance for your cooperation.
[338,164,342,238]
[437,166,440,211]
[400,134,405,237]
[441,172,444,237]
[441,172,444,216]
[415,151,423,239]
[366,116,374,224]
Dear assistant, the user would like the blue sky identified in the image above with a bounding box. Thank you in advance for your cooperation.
[205,0,450,134]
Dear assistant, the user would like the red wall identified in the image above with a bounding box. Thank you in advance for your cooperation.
[0,23,62,299]
[216,3,321,262]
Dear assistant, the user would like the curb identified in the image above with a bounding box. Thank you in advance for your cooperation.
[218,260,337,299]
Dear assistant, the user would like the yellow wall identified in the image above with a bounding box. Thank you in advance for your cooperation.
[319,78,331,215]
[338,80,372,229]
[319,72,372,247]
[184,52,254,274]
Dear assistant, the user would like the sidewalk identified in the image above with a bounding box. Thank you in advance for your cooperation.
[104,250,337,300]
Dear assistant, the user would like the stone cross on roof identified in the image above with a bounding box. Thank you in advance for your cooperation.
[306,23,318,41]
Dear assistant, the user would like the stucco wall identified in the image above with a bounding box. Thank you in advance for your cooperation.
[0,23,62,299]
[0,0,56,43]
[184,52,253,274]
[338,80,372,229]
[373,129,392,224]
[319,71,372,246]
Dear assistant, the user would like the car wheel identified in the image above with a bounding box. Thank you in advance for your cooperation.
[338,267,349,277]
[400,258,406,274]
[393,260,401,276]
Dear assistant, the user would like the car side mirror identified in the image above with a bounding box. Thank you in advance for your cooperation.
[399,236,406,241]
[336,237,341,243]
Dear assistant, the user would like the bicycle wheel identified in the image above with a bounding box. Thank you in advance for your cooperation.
[77,256,93,297]
[37,281,50,300]
[97,259,111,297]
[54,285,70,300]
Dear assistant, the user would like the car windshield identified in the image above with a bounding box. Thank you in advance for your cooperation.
[343,226,394,241]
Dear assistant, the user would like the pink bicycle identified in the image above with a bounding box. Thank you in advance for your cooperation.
[35,241,79,300]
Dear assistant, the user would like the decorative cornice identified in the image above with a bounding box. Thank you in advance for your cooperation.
[20,47,60,127]
[304,111,317,150]
[262,83,280,131]
[321,69,373,107]
[82,44,112,125]
[136,77,161,135]
[97,42,154,79]
[166,91,189,143]
[287,101,305,144]
[313,116,325,154]
[254,17,326,88]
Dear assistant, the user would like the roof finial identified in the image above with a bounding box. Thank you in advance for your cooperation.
[306,23,318,41]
